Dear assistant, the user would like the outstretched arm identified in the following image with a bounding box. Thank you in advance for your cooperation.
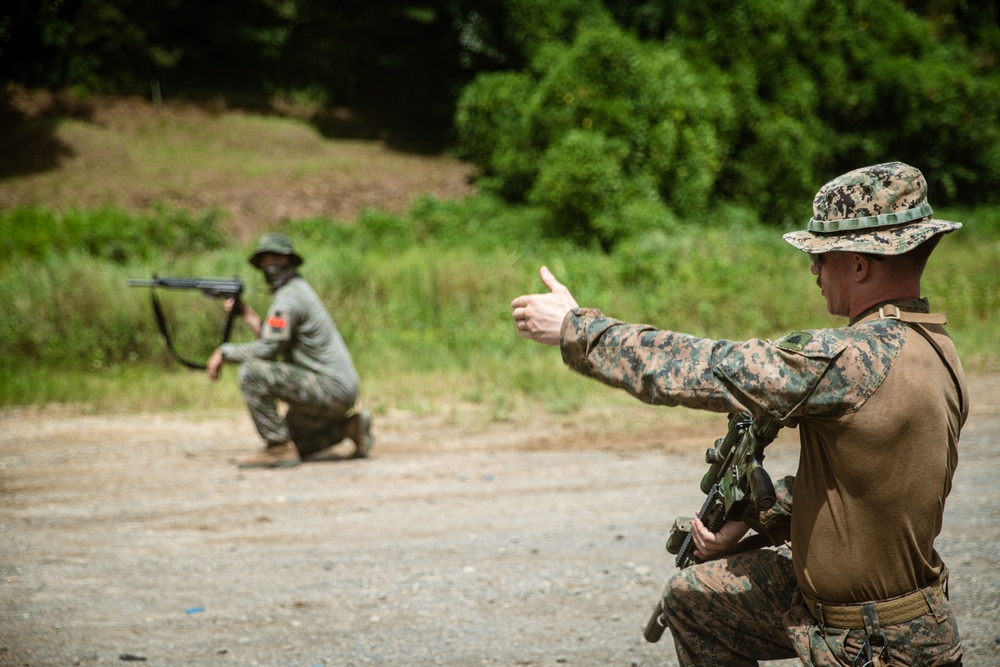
[510,266,580,346]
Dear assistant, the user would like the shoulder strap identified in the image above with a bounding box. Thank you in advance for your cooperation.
[876,303,947,324]
[861,305,968,420]
[905,321,969,420]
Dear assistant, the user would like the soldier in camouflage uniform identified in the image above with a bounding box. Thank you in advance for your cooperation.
[511,162,967,666]
[207,233,373,468]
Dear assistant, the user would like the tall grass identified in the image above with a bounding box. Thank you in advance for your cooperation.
[2,199,997,416]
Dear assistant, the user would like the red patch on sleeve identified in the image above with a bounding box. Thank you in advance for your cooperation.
[268,316,287,330]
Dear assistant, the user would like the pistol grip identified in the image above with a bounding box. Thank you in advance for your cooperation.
[749,465,776,511]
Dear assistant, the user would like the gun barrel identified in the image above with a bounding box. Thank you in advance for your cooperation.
[127,276,243,295]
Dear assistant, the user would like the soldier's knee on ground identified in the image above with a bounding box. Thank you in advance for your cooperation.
[661,566,703,624]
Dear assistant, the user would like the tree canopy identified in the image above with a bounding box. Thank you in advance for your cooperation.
[3,0,999,245]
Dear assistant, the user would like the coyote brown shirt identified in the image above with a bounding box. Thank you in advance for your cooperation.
[559,298,967,603]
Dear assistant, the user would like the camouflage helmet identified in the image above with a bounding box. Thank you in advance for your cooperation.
[249,232,303,268]
[783,162,961,256]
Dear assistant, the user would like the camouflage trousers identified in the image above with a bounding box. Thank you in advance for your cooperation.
[661,545,963,666]
[237,358,356,456]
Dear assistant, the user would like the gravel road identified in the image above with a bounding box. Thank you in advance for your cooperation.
[2,376,998,667]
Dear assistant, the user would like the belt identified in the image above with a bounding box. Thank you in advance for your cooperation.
[802,571,947,630]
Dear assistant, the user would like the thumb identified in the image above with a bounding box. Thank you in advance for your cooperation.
[539,265,579,309]
[539,265,564,294]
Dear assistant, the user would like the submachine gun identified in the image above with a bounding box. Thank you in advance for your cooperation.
[643,412,782,643]
[128,275,245,370]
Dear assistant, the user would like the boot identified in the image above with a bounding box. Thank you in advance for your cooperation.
[237,441,301,469]
[347,410,373,459]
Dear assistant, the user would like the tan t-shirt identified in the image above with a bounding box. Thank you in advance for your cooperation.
[791,319,966,601]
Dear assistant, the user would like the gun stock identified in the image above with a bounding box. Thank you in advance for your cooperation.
[643,600,668,643]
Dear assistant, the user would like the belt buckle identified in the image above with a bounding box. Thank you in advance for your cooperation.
[879,305,901,320]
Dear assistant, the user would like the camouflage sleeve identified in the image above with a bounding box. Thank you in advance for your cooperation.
[558,308,748,414]
[559,308,884,422]
[559,308,905,422]
[219,337,282,363]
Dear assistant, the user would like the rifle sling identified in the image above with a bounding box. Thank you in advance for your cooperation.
[150,290,238,370]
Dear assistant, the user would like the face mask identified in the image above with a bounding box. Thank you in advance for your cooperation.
[262,263,296,290]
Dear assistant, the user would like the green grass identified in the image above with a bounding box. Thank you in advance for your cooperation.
[2,201,998,417]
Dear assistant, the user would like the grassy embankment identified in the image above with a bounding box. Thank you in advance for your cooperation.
[2,104,997,424]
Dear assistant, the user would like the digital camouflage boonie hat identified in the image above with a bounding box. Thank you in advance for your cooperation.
[783,162,961,256]
[249,232,304,267]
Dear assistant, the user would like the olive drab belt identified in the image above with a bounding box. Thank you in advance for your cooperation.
[802,569,948,630]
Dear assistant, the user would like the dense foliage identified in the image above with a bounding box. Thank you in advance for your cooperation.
[0,0,513,146]
[4,1,999,246]
[455,1,1000,245]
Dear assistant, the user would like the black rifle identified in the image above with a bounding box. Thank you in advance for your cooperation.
[643,412,782,643]
[128,275,245,370]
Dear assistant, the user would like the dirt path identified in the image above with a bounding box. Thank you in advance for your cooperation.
[1,377,998,667]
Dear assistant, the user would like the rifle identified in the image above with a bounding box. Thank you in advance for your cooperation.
[643,412,782,643]
[128,275,245,370]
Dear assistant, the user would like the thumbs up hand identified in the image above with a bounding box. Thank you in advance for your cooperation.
[510,266,579,346]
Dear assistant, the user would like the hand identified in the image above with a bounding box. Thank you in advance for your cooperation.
[206,348,224,381]
[691,518,750,561]
[510,266,579,346]
[226,297,261,335]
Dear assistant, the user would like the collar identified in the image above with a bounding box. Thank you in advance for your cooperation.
[852,298,947,325]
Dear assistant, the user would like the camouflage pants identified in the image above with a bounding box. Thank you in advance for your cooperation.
[661,545,963,666]
[237,358,356,456]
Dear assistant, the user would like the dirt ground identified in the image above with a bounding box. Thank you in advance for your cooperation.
[1,376,998,667]
[2,91,998,666]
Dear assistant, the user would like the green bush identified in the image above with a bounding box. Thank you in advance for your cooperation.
[456,0,1000,246]
[0,205,227,266]
[455,15,733,246]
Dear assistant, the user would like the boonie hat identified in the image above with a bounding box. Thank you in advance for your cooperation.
[249,232,304,267]
[783,162,961,255]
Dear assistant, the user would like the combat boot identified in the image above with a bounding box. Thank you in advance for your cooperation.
[347,410,374,459]
[237,441,301,468]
